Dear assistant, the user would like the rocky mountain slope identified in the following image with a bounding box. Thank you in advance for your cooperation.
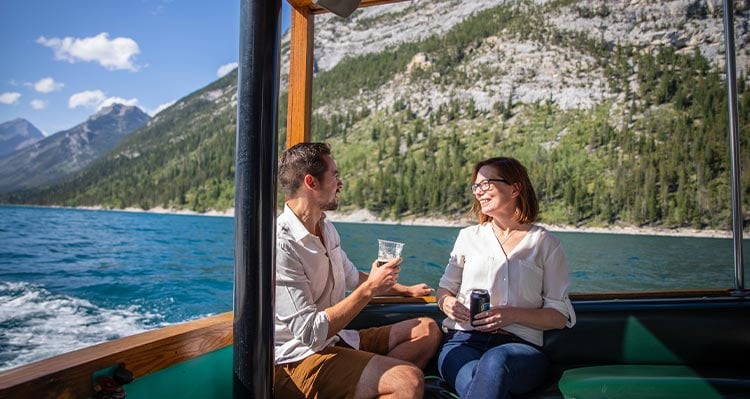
[0,118,44,157]
[0,104,150,194]
[280,0,747,117]
[283,0,748,76]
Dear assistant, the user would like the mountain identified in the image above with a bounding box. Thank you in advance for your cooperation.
[0,118,44,157]
[0,75,237,210]
[0,104,150,194]
[3,0,750,230]
[279,0,747,115]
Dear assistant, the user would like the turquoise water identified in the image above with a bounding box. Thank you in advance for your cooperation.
[336,222,745,291]
[0,205,746,371]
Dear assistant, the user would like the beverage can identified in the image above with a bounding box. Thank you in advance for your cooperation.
[469,289,490,326]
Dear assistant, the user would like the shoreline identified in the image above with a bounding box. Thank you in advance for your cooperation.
[64,205,745,239]
[323,209,741,239]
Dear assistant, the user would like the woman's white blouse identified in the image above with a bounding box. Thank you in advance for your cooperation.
[439,223,576,346]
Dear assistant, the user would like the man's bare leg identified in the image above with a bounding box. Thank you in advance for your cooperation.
[386,317,442,369]
[353,355,424,399]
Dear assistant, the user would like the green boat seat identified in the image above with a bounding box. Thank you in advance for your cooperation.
[558,364,750,399]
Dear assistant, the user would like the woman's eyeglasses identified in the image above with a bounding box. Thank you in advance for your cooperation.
[470,178,509,194]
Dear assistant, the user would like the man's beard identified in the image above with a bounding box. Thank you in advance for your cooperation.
[323,198,339,211]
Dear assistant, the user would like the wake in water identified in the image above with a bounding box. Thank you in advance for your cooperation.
[0,281,163,372]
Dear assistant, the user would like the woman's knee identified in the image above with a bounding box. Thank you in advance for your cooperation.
[482,344,547,374]
[480,346,510,372]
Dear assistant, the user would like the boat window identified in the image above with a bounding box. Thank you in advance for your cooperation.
[280,1,749,293]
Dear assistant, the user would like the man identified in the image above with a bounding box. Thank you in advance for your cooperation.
[274,142,442,398]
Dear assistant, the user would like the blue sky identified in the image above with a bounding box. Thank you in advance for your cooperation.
[1,1,291,135]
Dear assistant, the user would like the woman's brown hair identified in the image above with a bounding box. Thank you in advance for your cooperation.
[469,157,539,225]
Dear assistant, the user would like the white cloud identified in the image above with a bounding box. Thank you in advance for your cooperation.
[151,100,176,116]
[69,90,138,111]
[30,99,47,110]
[217,62,238,77]
[33,77,64,93]
[99,96,138,109]
[0,92,21,104]
[69,90,106,109]
[37,32,141,71]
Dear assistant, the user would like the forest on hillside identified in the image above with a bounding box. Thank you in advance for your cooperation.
[4,1,750,231]
[297,2,750,229]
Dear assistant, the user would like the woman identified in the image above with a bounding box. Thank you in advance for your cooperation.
[436,157,576,399]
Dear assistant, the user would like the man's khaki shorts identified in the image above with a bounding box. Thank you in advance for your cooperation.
[274,325,392,399]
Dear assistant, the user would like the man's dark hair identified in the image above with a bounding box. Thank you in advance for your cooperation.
[278,142,332,197]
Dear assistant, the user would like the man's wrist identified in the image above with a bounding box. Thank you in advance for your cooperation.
[357,281,376,298]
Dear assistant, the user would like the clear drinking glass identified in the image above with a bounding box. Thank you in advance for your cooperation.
[377,239,404,266]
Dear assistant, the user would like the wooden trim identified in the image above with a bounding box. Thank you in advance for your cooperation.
[282,0,416,148]
[0,312,233,399]
[287,0,410,14]
[314,0,410,13]
[286,4,314,147]
[568,288,735,301]
[372,295,436,304]
[287,0,313,7]
[370,289,734,304]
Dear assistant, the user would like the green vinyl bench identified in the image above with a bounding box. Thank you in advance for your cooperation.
[558,364,750,399]
[540,297,750,399]
[352,296,750,399]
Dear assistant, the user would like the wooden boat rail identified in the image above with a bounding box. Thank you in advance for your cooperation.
[0,312,232,399]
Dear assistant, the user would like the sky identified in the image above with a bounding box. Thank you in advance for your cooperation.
[1,0,291,136]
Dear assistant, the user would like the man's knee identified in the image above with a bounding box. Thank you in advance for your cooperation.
[357,357,425,398]
[416,317,442,347]
[416,316,439,333]
[394,363,425,396]
[393,317,441,343]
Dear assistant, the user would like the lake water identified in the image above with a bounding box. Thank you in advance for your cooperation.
[0,205,746,371]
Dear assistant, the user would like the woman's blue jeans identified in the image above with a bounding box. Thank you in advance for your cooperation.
[437,330,549,399]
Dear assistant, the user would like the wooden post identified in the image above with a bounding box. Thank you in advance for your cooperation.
[286,4,314,147]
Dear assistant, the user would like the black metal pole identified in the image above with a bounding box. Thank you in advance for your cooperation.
[234,0,281,397]
[721,0,746,294]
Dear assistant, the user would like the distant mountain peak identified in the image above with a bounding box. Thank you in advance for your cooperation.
[5,117,27,125]
[0,118,44,158]
[91,103,144,120]
[0,106,150,194]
